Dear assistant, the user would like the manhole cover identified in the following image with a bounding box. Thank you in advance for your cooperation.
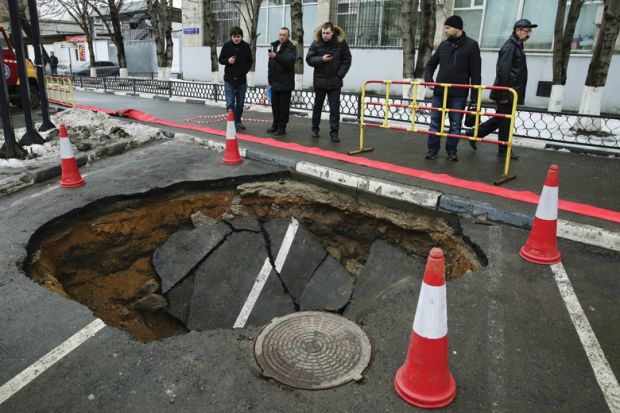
[253,311,372,390]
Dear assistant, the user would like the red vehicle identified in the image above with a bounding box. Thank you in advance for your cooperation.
[1,25,40,108]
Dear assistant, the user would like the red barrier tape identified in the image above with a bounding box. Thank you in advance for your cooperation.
[60,102,620,224]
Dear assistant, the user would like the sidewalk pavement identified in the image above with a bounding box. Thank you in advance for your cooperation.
[67,90,620,237]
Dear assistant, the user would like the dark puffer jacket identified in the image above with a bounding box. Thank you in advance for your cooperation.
[267,39,296,92]
[306,25,352,90]
[489,34,528,105]
[424,32,481,102]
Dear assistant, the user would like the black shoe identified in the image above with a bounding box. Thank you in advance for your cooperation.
[236,123,246,130]
[447,153,458,161]
[464,129,477,150]
[273,130,286,136]
[311,130,319,139]
[425,151,438,160]
[498,150,519,160]
[330,135,340,142]
[266,127,276,133]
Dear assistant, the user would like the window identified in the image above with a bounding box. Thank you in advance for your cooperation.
[480,0,520,48]
[334,0,402,48]
[571,1,602,51]
[213,0,240,46]
[522,0,557,50]
[453,0,484,42]
[256,0,318,46]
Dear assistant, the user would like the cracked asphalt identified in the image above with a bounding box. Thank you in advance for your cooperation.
[0,95,618,412]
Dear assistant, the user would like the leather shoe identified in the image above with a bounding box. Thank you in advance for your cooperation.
[273,130,286,136]
[311,130,319,138]
[236,123,246,130]
[447,153,458,161]
[266,127,276,133]
[498,150,519,160]
[330,134,340,142]
[425,151,438,160]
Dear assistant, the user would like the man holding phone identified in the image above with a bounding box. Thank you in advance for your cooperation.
[219,26,253,130]
[306,22,352,142]
[267,27,296,136]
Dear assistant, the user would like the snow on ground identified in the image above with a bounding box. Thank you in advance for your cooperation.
[0,108,168,194]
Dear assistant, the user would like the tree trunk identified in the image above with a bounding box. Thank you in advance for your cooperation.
[291,0,303,90]
[400,0,419,99]
[549,0,583,112]
[203,0,218,81]
[414,0,435,99]
[248,0,262,85]
[579,0,620,120]
[107,1,127,76]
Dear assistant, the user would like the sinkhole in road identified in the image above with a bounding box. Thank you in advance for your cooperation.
[26,178,482,342]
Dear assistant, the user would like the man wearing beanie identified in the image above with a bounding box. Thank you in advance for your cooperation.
[424,15,481,161]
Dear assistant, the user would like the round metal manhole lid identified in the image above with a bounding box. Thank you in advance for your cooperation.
[253,311,372,390]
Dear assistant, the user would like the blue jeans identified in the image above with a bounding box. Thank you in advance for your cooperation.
[427,95,467,154]
[224,82,247,125]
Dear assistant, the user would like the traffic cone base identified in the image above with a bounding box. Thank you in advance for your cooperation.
[394,333,456,408]
[60,159,85,187]
[519,216,560,263]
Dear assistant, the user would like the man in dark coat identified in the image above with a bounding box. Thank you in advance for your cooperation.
[306,22,352,142]
[424,15,481,161]
[267,27,296,136]
[218,27,253,130]
[49,52,59,75]
[471,19,536,160]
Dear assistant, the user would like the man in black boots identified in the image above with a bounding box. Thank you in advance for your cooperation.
[468,19,537,160]
[424,15,481,161]
[267,27,296,136]
[218,27,253,130]
[306,22,352,142]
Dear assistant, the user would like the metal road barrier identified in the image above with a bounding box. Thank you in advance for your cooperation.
[45,76,75,108]
[352,80,518,185]
[65,75,620,150]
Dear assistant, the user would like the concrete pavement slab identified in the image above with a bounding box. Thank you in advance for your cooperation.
[152,221,231,293]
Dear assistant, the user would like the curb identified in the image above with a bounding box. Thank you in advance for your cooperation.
[240,151,619,252]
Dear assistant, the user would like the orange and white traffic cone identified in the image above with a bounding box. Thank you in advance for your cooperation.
[520,165,561,264]
[394,247,456,409]
[59,124,85,188]
[223,110,243,165]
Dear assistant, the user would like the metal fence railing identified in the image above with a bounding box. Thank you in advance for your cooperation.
[66,75,620,149]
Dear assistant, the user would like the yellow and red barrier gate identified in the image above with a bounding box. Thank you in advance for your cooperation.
[45,76,75,108]
[351,80,518,185]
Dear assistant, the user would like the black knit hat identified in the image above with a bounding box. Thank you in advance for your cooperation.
[444,15,464,30]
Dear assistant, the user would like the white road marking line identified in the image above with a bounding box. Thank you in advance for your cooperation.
[233,217,299,329]
[551,263,620,413]
[0,319,106,405]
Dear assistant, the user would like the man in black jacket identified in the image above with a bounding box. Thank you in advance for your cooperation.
[471,19,536,160]
[219,27,253,130]
[306,22,352,142]
[267,27,296,136]
[424,15,481,161]
[49,52,58,76]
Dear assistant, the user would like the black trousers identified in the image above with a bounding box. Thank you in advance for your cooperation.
[271,91,292,131]
[312,88,341,137]
[476,102,513,152]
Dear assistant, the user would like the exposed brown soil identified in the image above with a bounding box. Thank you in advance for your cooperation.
[28,180,479,342]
